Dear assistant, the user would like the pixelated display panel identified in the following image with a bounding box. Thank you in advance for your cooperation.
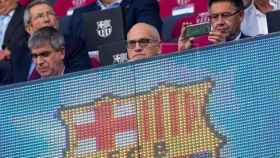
[1,34,280,158]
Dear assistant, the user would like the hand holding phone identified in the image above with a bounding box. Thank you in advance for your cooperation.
[208,31,227,44]
[178,22,211,51]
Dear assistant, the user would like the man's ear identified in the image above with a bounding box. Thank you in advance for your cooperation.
[154,42,161,55]
[25,25,33,34]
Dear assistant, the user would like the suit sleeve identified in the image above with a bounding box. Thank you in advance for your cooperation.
[64,35,92,72]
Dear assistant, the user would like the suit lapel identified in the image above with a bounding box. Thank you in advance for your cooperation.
[120,0,131,9]
[240,32,250,39]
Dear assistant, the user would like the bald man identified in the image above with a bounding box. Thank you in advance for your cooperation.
[127,23,160,61]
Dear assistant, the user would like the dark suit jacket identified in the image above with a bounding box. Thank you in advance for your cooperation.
[10,34,92,83]
[3,3,28,50]
[69,0,162,41]
[0,60,12,85]
[240,32,250,39]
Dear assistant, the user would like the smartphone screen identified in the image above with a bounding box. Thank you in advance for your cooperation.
[184,22,211,38]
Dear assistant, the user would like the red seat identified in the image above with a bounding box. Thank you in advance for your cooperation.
[160,42,178,54]
[160,0,209,47]
[19,0,31,7]
[88,50,101,68]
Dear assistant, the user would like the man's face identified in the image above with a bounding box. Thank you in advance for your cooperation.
[0,0,17,15]
[31,43,64,78]
[27,4,58,34]
[127,27,160,61]
[209,1,244,40]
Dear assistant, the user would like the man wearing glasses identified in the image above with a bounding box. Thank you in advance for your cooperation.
[28,27,66,78]
[10,0,91,83]
[126,23,160,61]
[178,0,248,51]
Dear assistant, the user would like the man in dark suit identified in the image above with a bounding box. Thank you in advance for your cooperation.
[178,0,250,51]
[10,0,91,83]
[1,1,27,56]
[69,0,162,44]
[0,0,28,85]
[28,26,69,78]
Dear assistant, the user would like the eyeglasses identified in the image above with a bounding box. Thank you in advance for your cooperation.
[32,11,56,21]
[127,38,159,49]
[209,10,241,21]
[32,51,52,59]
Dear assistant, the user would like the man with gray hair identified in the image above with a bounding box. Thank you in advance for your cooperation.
[28,26,66,78]
[9,0,91,83]
[127,23,161,61]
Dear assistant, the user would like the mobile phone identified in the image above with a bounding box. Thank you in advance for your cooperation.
[184,22,211,38]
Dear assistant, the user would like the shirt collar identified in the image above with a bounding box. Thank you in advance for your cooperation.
[8,10,15,17]
[97,0,122,10]
[60,66,65,76]
[233,32,242,41]
[0,9,15,18]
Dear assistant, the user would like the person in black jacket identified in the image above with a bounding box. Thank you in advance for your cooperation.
[10,0,91,83]
[69,0,162,48]
[0,0,28,85]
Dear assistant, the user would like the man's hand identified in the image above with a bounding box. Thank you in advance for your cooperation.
[0,48,11,61]
[208,31,226,44]
[178,22,194,52]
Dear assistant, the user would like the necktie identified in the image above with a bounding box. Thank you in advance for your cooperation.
[29,69,41,81]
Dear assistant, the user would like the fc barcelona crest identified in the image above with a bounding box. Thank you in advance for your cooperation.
[60,81,225,157]
[96,20,112,38]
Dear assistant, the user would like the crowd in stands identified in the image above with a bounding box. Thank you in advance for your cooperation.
[0,0,280,86]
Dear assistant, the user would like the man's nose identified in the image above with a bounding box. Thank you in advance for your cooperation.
[134,42,143,51]
[43,14,51,22]
[35,56,44,65]
[216,15,225,24]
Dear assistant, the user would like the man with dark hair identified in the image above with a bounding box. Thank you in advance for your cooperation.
[10,0,91,83]
[28,26,66,78]
[178,0,249,51]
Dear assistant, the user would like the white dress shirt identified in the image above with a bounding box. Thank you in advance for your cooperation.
[96,0,122,10]
[241,0,280,36]
[0,10,15,50]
